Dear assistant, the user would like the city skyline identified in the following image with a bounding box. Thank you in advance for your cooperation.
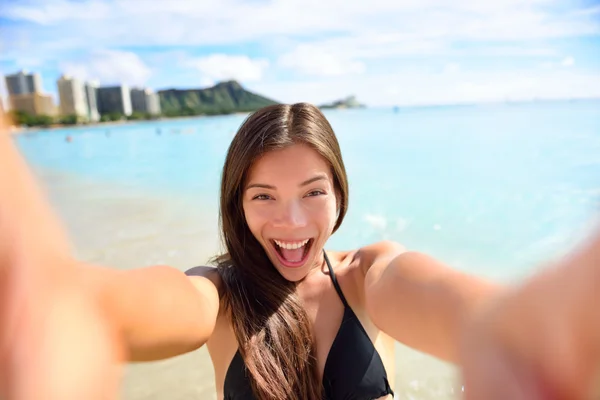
[1,0,599,108]
[4,69,161,120]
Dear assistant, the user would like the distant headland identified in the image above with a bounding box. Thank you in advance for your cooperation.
[319,95,366,109]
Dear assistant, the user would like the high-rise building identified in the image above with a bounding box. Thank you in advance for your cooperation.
[57,75,88,119]
[97,85,132,116]
[130,88,146,113]
[84,81,100,122]
[5,70,42,95]
[130,88,161,115]
[4,70,53,117]
[147,92,161,115]
[10,93,57,116]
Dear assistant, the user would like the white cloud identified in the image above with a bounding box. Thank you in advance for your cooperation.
[396,218,410,232]
[541,61,555,69]
[2,0,598,105]
[199,77,216,88]
[443,63,461,74]
[252,68,600,107]
[471,46,557,57]
[1,0,110,24]
[183,54,269,83]
[540,55,576,69]
[2,0,598,49]
[60,49,152,86]
[364,214,388,230]
[571,4,600,17]
[278,44,366,76]
[561,56,575,67]
[273,34,557,78]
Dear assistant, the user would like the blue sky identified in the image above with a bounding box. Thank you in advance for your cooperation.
[1,0,599,106]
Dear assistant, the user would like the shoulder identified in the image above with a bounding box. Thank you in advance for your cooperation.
[185,265,224,296]
[326,241,407,303]
[353,240,407,276]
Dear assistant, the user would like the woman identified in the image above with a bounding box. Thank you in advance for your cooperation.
[188,103,499,399]
[0,104,598,400]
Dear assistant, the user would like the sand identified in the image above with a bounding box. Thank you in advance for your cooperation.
[36,168,461,400]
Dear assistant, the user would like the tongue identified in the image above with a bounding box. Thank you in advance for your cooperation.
[281,247,304,263]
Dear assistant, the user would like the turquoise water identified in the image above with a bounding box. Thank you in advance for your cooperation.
[16,100,600,282]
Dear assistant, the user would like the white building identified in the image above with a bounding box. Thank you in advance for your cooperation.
[84,80,100,122]
[131,87,161,115]
[57,75,88,119]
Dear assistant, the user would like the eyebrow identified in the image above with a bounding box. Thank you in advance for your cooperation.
[246,174,329,190]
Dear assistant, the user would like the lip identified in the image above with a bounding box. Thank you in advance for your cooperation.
[270,238,314,269]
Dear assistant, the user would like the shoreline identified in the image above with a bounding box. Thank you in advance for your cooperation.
[35,167,223,269]
[7,112,254,135]
[9,117,188,135]
[9,97,599,135]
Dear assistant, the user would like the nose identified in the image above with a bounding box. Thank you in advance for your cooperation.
[272,199,308,229]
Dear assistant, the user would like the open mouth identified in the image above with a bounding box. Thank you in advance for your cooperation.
[270,238,314,268]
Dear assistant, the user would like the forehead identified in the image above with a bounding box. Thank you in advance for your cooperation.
[247,144,332,183]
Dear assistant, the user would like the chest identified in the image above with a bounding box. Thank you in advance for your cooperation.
[300,279,348,378]
[210,268,392,397]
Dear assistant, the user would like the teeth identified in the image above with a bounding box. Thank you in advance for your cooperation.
[274,239,310,250]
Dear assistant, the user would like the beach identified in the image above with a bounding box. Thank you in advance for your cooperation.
[19,102,599,399]
[39,168,222,399]
[37,167,463,400]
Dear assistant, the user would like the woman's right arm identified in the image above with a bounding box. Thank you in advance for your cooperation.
[0,116,220,399]
[80,263,221,362]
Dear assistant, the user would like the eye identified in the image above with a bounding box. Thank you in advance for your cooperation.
[306,190,325,197]
[252,194,272,201]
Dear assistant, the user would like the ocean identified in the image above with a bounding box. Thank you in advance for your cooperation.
[14,100,600,399]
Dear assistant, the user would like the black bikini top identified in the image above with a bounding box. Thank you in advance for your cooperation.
[223,251,394,399]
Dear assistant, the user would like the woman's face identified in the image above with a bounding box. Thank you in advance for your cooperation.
[243,143,339,282]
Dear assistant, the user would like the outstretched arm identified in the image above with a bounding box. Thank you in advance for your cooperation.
[81,263,220,362]
[362,241,502,363]
[460,228,600,400]
[0,117,120,400]
[0,117,220,400]
[0,126,73,268]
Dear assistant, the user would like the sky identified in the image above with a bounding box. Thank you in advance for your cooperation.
[1,0,599,107]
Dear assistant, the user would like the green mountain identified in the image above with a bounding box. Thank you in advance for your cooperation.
[158,80,278,116]
[319,95,365,109]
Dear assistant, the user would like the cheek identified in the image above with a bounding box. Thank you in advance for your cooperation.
[313,197,338,231]
[242,204,261,237]
[245,204,275,233]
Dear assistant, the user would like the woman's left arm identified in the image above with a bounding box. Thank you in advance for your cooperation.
[459,229,600,400]
[362,241,503,363]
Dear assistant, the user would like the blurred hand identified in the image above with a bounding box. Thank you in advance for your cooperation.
[459,233,600,400]
[0,243,125,400]
[0,117,124,399]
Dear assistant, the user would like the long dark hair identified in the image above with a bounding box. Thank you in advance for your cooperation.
[213,103,349,400]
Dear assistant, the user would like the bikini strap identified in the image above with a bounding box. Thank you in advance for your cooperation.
[323,250,349,308]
